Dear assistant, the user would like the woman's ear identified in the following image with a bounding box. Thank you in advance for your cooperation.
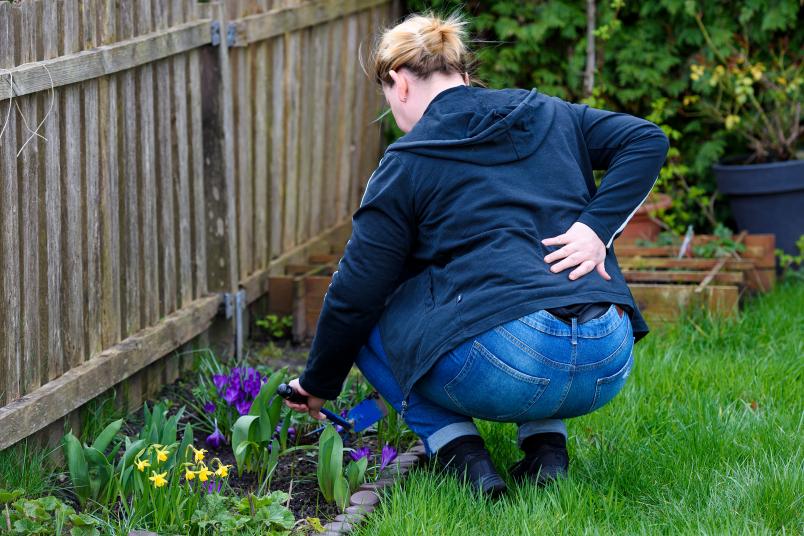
[388,69,408,103]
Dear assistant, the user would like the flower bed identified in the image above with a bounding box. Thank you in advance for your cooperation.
[0,340,418,535]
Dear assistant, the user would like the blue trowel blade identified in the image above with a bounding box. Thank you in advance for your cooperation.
[347,396,388,433]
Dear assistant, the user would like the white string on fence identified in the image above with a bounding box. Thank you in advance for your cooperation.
[0,65,56,157]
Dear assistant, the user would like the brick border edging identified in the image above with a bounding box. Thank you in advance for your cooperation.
[319,441,428,535]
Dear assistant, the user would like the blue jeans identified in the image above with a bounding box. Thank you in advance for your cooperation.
[355,304,634,455]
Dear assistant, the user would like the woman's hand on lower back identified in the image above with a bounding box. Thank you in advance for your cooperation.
[283,378,326,421]
[542,222,612,281]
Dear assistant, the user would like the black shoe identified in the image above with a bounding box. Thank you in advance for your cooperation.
[434,435,507,498]
[509,433,569,486]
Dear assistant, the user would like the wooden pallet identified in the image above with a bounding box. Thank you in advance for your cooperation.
[266,250,340,343]
[617,234,776,322]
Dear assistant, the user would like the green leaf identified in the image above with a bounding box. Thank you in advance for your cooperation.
[62,433,90,505]
[232,415,261,473]
[89,418,123,455]
[333,475,350,512]
[0,488,24,504]
[176,422,194,467]
[345,457,367,492]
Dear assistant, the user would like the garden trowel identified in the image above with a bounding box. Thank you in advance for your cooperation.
[277,384,388,434]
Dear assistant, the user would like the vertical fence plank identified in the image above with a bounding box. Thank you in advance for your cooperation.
[252,38,270,269]
[171,0,192,308]
[41,0,64,382]
[98,0,121,350]
[309,22,327,237]
[154,0,177,318]
[187,47,207,298]
[61,0,85,370]
[322,18,342,228]
[336,15,359,223]
[269,32,285,259]
[0,1,21,405]
[82,0,103,361]
[234,43,254,279]
[118,2,140,339]
[349,11,369,211]
[138,0,159,327]
[200,1,237,298]
[17,0,41,394]
[282,30,300,251]
[295,26,312,244]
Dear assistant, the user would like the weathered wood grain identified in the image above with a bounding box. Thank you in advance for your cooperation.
[336,15,359,222]
[42,0,64,382]
[229,0,390,46]
[17,1,41,394]
[1,1,21,405]
[84,0,104,361]
[187,48,207,298]
[0,294,222,451]
[253,38,270,269]
[98,1,122,352]
[269,33,285,258]
[62,1,86,369]
[0,20,212,101]
[282,30,300,251]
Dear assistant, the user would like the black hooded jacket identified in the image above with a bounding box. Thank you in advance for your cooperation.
[300,85,670,400]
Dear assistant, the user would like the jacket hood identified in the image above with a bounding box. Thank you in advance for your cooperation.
[386,85,556,165]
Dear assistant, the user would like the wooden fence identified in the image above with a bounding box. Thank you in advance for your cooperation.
[0,0,395,451]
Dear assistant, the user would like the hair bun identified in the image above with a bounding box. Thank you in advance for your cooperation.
[369,12,475,86]
[419,16,464,56]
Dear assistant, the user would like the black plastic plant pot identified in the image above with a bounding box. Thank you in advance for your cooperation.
[713,158,804,257]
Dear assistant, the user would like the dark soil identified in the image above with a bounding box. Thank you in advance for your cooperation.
[115,337,376,522]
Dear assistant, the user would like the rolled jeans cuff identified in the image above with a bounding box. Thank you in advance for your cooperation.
[517,419,567,448]
[425,421,480,455]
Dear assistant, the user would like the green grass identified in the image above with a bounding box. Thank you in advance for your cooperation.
[0,441,58,497]
[355,281,804,535]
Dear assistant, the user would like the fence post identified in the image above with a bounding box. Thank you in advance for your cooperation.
[197,1,238,357]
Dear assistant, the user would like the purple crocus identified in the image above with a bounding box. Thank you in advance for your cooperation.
[274,425,297,439]
[206,420,227,449]
[235,398,252,415]
[244,368,262,398]
[206,479,223,494]
[223,385,240,405]
[212,374,228,392]
[379,444,397,471]
[350,446,370,462]
[203,401,216,414]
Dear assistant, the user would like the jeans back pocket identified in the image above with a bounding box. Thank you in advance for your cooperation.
[587,344,634,413]
[444,340,550,422]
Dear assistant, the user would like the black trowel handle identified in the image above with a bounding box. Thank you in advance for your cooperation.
[277,383,308,404]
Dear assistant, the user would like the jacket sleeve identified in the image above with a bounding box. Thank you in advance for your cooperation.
[569,102,670,248]
[299,153,415,399]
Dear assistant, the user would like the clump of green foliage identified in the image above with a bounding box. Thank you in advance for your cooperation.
[255,314,293,339]
[775,234,804,281]
[691,223,746,258]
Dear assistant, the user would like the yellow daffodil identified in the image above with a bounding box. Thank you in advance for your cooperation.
[185,467,196,481]
[135,458,151,472]
[690,64,705,81]
[213,459,232,478]
[750,63,764,81]
[725,114,741,130]
[153,445,170,463]
[149,471,168,488]
[682,95,699,106]
[197,463,213,482]
[191,446,207,463]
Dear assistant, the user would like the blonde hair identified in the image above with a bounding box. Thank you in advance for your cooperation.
[369,12,477,86]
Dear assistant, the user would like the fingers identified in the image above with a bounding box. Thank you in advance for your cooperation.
[569,260,596,281]
[544,244,573,264]
[596,262,612,281]
[284,399,308,413]
[549,252,584,274]
[309,409,326,421]
[541,234,568,247]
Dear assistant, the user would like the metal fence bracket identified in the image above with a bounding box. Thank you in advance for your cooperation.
[210,20,221,46]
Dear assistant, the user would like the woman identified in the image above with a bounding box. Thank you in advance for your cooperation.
[284,12,669,496]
